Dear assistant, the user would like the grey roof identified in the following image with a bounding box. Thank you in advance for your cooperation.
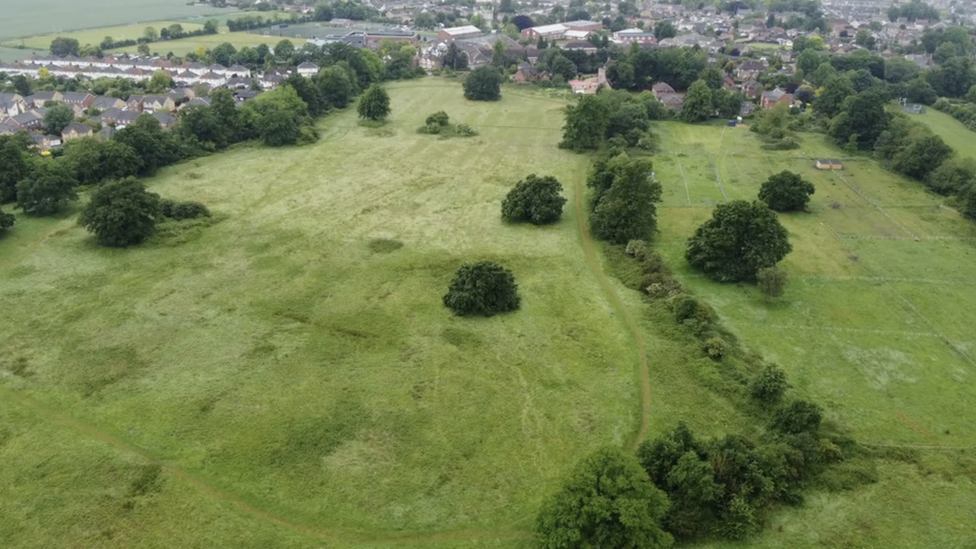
[92,97,124,109]
[62,122,92,134]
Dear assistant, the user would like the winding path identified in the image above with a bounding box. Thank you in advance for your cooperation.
[572,172,653,452]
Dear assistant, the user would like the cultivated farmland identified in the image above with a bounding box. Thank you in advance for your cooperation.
[0,21,206,51]
[109,31,307,57]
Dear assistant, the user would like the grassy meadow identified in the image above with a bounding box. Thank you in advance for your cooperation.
[0,81,750,548]
[651,120,976,548]
[1,80,974,548]
[913,107,976,162]
[0,21,207,51]
[0,0,228,41]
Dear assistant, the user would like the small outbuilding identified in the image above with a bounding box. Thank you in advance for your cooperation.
[816,159,843,170]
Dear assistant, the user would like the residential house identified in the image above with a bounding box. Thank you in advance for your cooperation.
[94,108,141,127]
[7,111,43,130]
[736,59,766,81]
[513,64,550,84]
[152,112,178,129]
[651,82,676,98]
[25,91,63,107]
[179,97,212,110]
[297,62,319,77]
[30,132,61,151]
[133,95,177,113]
[61,122,93,142]
[97,126,117,139]
[228,64,250,77]
[741,80,762,98]
[760,87,793,108]
[722,75,736,90]
[658,93,685,111]
[92,97,126,111]
[0,123,17,135]
[62,92,96,109]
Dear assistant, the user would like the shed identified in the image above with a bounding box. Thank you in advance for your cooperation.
[815,159,843,170]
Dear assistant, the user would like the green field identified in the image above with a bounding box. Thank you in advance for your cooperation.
[0,0,229,41]
[913,107,976,162]
[110,31,307,57]
[1,82,974,548]
[1,21,206,50]
[652,121,976,548]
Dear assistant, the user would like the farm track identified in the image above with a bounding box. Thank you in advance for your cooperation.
[572,171,653,452]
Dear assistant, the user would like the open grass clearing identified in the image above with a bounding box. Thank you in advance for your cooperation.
[913,107,976,162]
[1,21,207,51]
[0,81,753,548]
[109,31,307,57]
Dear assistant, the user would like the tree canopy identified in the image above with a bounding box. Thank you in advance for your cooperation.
[16,161,78,215]
[501,174,567,225]
[685,200,792,282]
[463,66,503,101]
[43,104,75,135]
[537,446,673,549]
[758,171,815,212]
[443,262,521,317]
[590,153,662,244]
[357,84,391,121]
[79,177,161,247]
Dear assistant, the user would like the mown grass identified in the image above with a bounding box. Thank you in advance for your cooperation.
[913,107,976,162]
[0,81,750,548]
[650,120,976,548]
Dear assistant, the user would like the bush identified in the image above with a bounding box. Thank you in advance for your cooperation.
[425,111,450,126]
[702,337,729,360]
[443,261,521,317]
[0,207,14,231]
[455,123,477,136]
[757,266,788,300]
[718,496,757,540]
[422,122,442,134]
[751,364,789,406]
[625,239,648,258]
[501,174,567,225]
[772,400,823,434]
[79,177,161,247]
[160,199,211,220]
[357,84,391,121]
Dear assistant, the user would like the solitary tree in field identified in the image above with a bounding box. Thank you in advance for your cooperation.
[443,262,521,316]
[463,66,503,101]
[357,84,391,121]
[685,200,792,282]
[751,364,789,407]
[758,171,815,212]
[79,177,161,247]
[536,446,673,549]
[501,174,567,225]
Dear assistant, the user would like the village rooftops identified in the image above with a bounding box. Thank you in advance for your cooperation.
[439,25,482,37]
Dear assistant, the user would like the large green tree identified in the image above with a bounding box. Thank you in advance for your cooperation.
[43,104,75,135]
[0,137,30,203]
[16,161,77,215]
[115,114,182,175]
[591,154,662,244]
[815,75,855,119]
[50,37,80,57]
[357,84,391,121]
[442,262,521,317]
[685,200,792,282]
[79,177,161,247]
[560,95,610,151]
[758,171,815,212]
[501,174,567,225]
[679,80,714,123]
[828,90,890,149]
[62,137,139,185]
[536,446,673,549]
[317,66,355,109]
[463,66,503,101]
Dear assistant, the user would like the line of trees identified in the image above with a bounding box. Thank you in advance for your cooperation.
[49,21,220,58]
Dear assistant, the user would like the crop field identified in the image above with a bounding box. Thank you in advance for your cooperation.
[652,121,976,548]
[0,82,753,548]
[913,107,976,162]
[0,21,207,51]
[109,31,307,57]
[0,0,228,41]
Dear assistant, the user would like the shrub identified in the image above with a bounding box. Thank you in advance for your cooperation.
[751,364,789,406]
[160,199,211,220]
[718,496,757,540]
[422,122,442,134]
[625,239,648,257]
[357,84,391,121]
[425,111,450,126]
[455,123,477,136]
[0,206,14,231]
[772,400,823,434]
[443,261,521,317]
[501,174,567,225]
[702,337,729,360]
[757,266,788,300]
[79,177,161,247]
